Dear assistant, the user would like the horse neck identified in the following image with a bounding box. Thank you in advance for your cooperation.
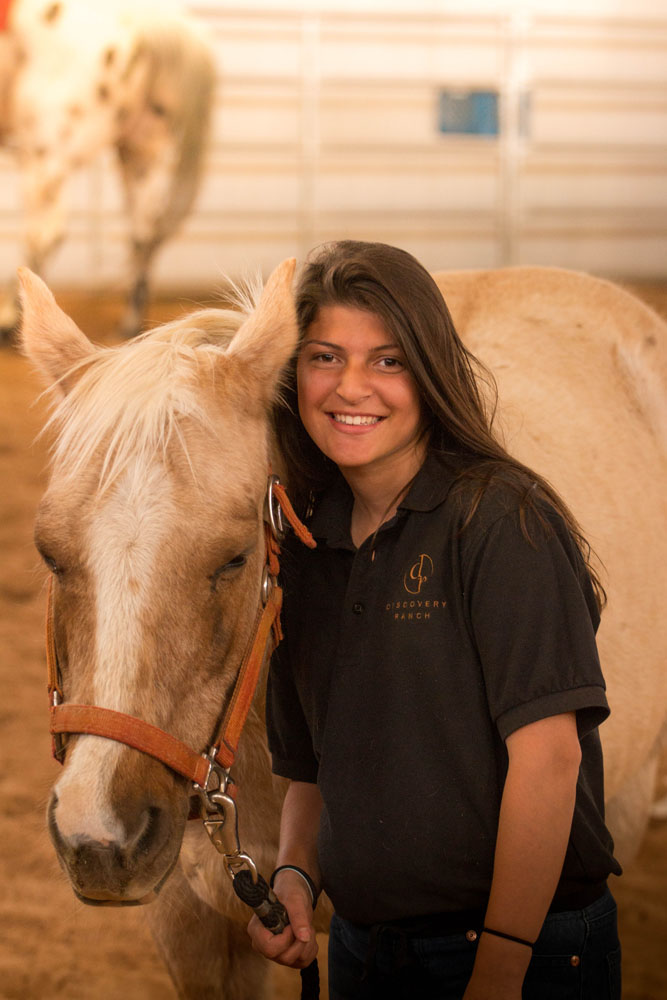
[230,684,285,837]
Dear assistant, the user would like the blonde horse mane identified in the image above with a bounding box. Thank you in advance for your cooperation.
[43,295,258,492]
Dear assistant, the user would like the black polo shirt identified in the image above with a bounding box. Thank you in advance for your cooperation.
[267,451,620,925]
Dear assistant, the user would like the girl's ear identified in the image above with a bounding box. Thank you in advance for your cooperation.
[18,268,97,396]
[225,258,299,407]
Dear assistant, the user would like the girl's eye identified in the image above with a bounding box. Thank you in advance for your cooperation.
[312,352,337,364]
[376,356,404,370]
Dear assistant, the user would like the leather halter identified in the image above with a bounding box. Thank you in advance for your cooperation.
[45,475,315,789]
[0,0,12,33]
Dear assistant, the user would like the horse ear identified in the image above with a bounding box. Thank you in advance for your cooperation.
[18,268,96,395]
[225,257,298,405]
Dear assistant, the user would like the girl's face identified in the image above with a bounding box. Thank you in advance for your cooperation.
[296,305,426,481]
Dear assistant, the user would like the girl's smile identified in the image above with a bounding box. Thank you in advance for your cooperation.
[330,413,382,427]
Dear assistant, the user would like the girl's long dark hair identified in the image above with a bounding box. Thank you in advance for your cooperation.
[273,240,605,611]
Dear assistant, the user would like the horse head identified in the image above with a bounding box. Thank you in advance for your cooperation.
[20,260,298,905]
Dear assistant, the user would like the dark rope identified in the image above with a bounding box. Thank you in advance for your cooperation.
[300,957,320,998]
[232,869,320,1000]
[233,870,289,934]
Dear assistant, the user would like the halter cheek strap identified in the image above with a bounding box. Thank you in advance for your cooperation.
[0,0,12,33]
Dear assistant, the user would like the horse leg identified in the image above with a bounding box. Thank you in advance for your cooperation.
[115,132,191,338]
[112,20,213,338]
[122,235,153,339]
[146,859,271,1000]
[115,140,173,338]
[1,158,66,343]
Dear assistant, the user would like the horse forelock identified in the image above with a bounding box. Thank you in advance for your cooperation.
[44,306,251,492]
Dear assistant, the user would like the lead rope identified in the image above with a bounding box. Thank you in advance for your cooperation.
[233,871,319,1000]
[195,475,320,1000]
[195,763,319,999]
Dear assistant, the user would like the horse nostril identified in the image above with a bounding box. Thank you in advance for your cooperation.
[134,806,165,859]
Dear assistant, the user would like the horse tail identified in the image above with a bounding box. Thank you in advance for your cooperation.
[132,13,216,242]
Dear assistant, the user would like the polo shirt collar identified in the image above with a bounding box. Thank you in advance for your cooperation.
[398,450,460,512]
[308,450,461,546]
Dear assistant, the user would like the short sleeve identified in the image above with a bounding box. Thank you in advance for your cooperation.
[464,504,609,741]
[266,634,319,783]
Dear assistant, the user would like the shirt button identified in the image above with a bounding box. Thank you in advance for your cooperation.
[352,602,364,615]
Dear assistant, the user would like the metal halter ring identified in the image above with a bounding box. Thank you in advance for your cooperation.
[261,566,275,607]
[223,852,259,883]
[266,474,285,541]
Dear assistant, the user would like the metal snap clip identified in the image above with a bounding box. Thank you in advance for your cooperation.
[465,929,478,942]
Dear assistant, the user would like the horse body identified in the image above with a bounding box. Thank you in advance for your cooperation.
[435,266,667,859]
[2,0,215,339]
[20,264,667,998]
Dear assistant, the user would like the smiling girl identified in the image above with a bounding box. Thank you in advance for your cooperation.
[297,304,425,547]
[247,241,621,1000]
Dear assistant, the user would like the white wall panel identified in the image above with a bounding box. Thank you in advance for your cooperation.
[1,3,666,291]
[528,21,667,84]
[215,89,302,146]
[199,162,302,214]
[207,17,302,80]
[319,93,437,148]
[520,231,667,277]
[522,159,667,211]
[531,92,667,148]
[314,160,499,214]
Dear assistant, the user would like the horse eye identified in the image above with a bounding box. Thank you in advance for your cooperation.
[225,555,247,569]
[42,554,61,575]
[209,555,247,591]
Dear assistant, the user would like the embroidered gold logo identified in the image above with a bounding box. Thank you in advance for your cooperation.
[403,553,434,594]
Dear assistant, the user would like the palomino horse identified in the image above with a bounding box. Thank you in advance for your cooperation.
[0,0,215,340]
[20,262,666,998]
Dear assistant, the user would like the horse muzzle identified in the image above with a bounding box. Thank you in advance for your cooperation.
[47,788,185,906]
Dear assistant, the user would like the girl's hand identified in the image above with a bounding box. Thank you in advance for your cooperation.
[462,929,531,1000]
[246,869,318,969]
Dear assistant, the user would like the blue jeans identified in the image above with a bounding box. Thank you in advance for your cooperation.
[328,889,621,1000]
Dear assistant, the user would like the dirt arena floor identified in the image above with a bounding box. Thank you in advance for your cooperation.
[0,281,665,1000]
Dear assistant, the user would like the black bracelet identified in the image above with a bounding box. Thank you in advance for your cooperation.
[270,865,319,908]
[482,926,534,949]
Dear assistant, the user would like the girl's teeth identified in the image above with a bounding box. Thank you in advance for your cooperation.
[334,414,380,426]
